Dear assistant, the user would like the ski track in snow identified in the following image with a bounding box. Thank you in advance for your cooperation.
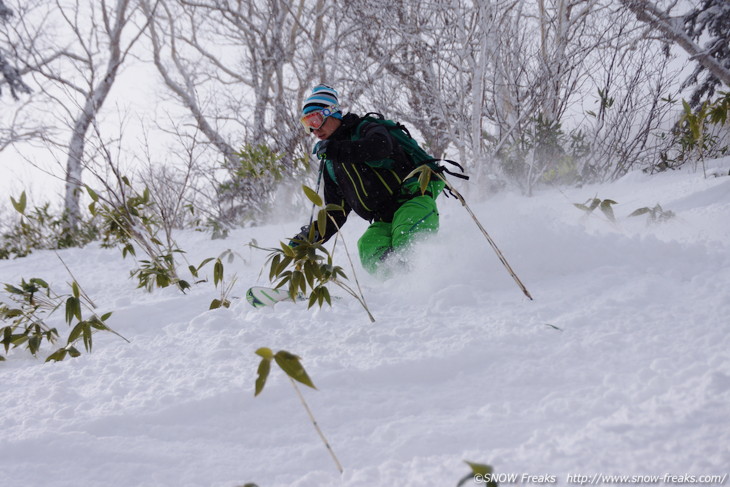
[1,162,729,487]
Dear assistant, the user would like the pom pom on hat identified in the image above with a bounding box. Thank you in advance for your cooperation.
[302,84,342,119]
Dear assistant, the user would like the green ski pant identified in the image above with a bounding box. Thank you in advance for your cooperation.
[357,194,440,274]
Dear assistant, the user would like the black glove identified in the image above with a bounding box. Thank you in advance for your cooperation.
[288,224,321,247]
[314,140,331,160]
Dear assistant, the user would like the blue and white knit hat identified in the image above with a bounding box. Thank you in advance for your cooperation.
[301,84,343,119]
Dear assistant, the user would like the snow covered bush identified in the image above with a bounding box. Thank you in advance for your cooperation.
[218,144,306,227]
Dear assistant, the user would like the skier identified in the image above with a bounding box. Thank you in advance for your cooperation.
[290,84,445,275]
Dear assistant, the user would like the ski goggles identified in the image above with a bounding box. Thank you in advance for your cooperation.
[300,105,339,133]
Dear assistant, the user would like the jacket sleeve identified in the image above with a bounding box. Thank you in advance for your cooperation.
[327,122,393,165]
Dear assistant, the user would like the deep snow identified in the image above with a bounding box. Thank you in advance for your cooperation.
[1,160,729,487]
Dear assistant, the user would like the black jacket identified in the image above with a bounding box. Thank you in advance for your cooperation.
[316,113,416,240]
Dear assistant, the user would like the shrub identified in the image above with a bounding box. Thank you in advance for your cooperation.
[0,192,99,259]
[0,276,125,362]
[256,185,375,321]
[218,143,303,225]
[659,91,730,173]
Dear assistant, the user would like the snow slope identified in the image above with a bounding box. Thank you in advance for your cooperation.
[1,161,729,487]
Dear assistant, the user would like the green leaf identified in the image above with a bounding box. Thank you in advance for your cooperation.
[275,274,291,290]
[4,284,24,295]
[209,299,222,310]
[324,203,345,212]
[71,281,80,299]
[10,191,27,215]
[28,335,41,355]
[302,185,323,207]
[290,270,307,296]
[404,165,426,181]
[2,327,12,353]
[214,259,224,287]
[255,347,274,360]
[2,308,23,319]
[316,209,328,241]
[682,99,692,116]
[269,254,282,281]
[254,356,271,396]
[46,348,67,363]
[307,291,318,309]
[599,199,617,222]
[281,242,295,258]
[458,462,497,487]
[68,322,85,345]
[89,318,108,331]
[197,257,215,271]
[418,168,430,195]
[122,243,136,258]
[628,208,650,217]
[82,324,92,352]
[465,461,494,476]
[29,278,49,289]
[321,287,332,306]
[274,350,316,389]
[65,297,82,324]
[85,185,100,202]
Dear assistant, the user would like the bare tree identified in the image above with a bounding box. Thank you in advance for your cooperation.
[1,0,67,156]
[138,0,342,224]
[58,0,146,231]
[8,0,148,231]
[340,0,462,157]
[581,12,679,181]
[0,0,31,100]
[619,0,730,90]
[681,0,730,106]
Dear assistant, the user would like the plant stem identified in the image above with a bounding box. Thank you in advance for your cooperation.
[327,215,375,322]
[334,280,376,323]
[54,251,97,309]
[289,378,344,474]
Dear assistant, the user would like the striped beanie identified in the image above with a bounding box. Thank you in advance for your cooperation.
[301,84,343,119]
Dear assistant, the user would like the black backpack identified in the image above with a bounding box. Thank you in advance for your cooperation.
[356,112,469,182]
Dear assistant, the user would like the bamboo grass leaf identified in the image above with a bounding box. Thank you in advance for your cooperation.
[302,185,323,207]
[274,351,316,389]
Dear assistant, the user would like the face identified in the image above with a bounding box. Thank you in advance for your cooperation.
[312,116,341,140]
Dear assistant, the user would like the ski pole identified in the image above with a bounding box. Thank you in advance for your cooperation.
[436,173,534,301]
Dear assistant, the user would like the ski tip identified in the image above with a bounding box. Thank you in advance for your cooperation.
[246,288,267,308]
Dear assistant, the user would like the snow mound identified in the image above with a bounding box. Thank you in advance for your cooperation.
[1,161,729,487]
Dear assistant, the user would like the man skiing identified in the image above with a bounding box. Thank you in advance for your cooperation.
[291,84,445,275]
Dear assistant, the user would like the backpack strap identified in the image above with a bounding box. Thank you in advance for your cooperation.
[362,112,416,139]
[426,158,470,181]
